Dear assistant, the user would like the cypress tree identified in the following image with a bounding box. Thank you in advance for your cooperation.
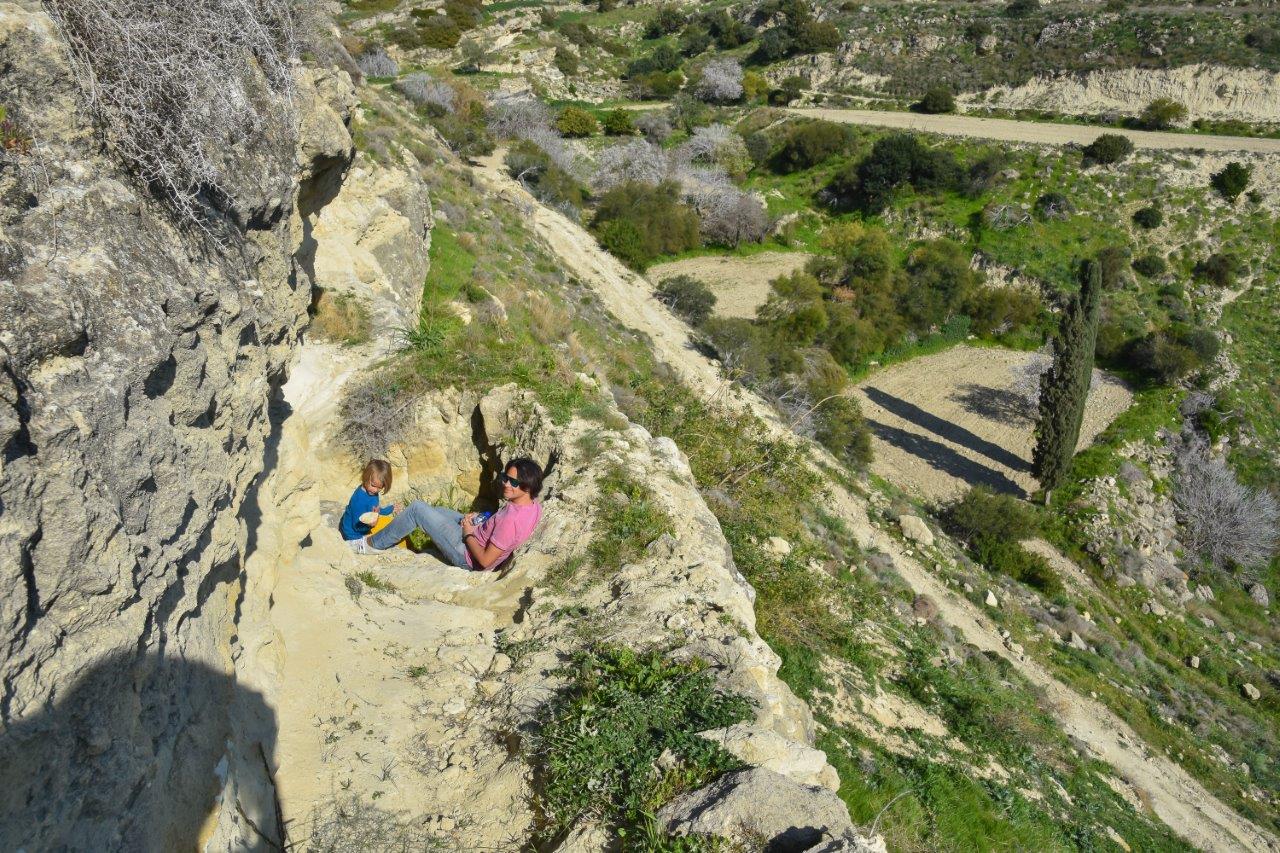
[1033,258,1104,502]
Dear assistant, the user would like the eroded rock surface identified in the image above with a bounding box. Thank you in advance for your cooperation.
[0,5,356,849]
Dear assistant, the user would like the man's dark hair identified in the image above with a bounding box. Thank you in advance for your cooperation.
[506,457,545,498]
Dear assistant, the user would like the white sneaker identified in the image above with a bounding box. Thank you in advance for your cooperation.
[347,537,379,555]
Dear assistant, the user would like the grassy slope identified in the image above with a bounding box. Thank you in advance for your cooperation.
[347,94,1205,849]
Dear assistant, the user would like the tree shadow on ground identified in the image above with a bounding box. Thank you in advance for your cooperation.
[867,418,1026,497]
[948,383,1037,427]
[862,385,1031,474]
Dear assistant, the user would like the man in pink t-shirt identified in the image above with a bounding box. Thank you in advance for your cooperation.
[354,458,544,571]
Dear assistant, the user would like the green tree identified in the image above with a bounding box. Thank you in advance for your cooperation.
[1137,98,1186,130]
[1211,161,1251,202]
[601,108,636,135]
[1082,133,1134,165]
[914,87,956,114]
[1033,258,1103,502]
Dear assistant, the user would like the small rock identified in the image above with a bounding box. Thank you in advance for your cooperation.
[985,590,999,608]
[1142,600,1167,617]
[478,679,503,698]
[763,536,792,558]
[963,582,974,594]
[1068,631,1089,651]
[1249,584,1270,607]
[898,515,934,547]
[1195,584,1215,602]
[977,33,998,54]
[1242,683,1261,701]
[1186,655,1200,669]
[1201,616,1216,629]
[1115,574,1136,589]
[491,653,512,674]
[443,697,467,716]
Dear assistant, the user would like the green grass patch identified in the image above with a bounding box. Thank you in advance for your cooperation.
[528,646,753,842]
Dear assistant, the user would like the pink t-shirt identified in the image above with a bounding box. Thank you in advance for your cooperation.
[465,502,543,570]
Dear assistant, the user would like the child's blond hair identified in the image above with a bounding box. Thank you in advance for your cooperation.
[361,459,392,494]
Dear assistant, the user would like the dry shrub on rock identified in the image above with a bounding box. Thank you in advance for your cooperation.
[396,72,457,114]
[45,0,308,227]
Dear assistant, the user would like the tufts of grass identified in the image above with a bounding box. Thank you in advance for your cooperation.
[352,570,396,593]
[585,466,676,575]
[310,290,373,346]
[528,645,753,843]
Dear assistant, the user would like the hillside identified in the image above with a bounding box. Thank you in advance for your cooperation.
[1,0,1279,851]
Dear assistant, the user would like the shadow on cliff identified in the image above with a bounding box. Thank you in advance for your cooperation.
[0,651,281,852]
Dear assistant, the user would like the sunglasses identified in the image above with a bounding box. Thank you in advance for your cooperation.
[499,473,523,488]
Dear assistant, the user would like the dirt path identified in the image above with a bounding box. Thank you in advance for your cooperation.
[786,107,1280,154]
[470,148,1279,853]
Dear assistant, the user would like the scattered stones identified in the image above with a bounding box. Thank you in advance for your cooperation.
[898,515,934,547]
[1242,683,1261,702]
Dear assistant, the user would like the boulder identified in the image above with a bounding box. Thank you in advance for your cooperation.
[985,590,999,608]
[658,768,854,852]
[898,515,934,547]
[1249,584,1270,608]
[1067,631,1089,651]
[804,831,889,853]
[698,724,840,791]
[1242,683,1261,701]
[1186,655,1200,669]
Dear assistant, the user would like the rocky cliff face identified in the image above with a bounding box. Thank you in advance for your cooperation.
[968,63,1280,123]
[0,4,355,848]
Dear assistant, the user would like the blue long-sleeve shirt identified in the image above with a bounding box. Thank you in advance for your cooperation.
[339,486,393,541]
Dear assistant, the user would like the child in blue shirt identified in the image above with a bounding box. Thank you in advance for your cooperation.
[340,460,397,541]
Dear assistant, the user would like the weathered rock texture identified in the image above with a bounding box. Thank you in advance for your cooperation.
[968,64,1280,124]
[0,4,356,849]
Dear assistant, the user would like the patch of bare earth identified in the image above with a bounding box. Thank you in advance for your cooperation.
[853,346,1133,502]
[645,252,813,319]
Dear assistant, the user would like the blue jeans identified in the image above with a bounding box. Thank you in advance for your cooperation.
[369,501,468,567]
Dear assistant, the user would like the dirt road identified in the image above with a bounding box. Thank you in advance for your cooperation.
[787,107,1280,154]
[470,145,1279,853]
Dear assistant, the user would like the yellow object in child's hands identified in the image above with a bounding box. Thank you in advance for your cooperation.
[368,512,408,549]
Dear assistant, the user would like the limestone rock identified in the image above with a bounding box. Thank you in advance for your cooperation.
[764,536,793,558]
[985,590,999,608]
[658,768,855,851]
[804,831,890,853]
[1186,655,1200,669]
[1242,683,1261,701]
[699,723,841,791]
[1249,584,1270,607]
[1067,631,1089,651]
[898,515,934,547]
[0,8,356,850]
[977,34,998,55]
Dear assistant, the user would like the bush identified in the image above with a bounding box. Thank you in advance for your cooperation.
[914,87,956,114]
[645,4,686,38]
[1194,252,1239,288]
[417,14,463,49]
[559,21,597,47]
[601,109,636,136]
[633,70,685,100]
[1137,98,1187,130]
[506,140,585,213]
[593,181,701,268]
[635,110,673,143]
[1131,251,1167,278]
[656,275,717,326]
[396,73,456,115]
[1004,0,1040,16]
[751,27,793,63]
[965,286,1043,337]
[442,0,483,29]
[1127,325,1217,384]
[355,44,398,78]
[1034,192,1073,220]
[792,19,841,53]
[554,45,579,77]
[826,134,961,213]
[770,120,848,173]
[1132,204,1163,229]
[310,290,372,346]
[626,44,682,77]
[45,0,305,226]
[556,106,599,137]
[943,488,1059,592]
[1245,26,1280,55]
[678,24,712,56]
[429,110,495,158]
[694,57,744,103]
[1211,161,1251,202]
[1174,439,1280,576]
[529,646,752,840]
[902,239,981,332]
[1082,133,1134,166]
[769,75,806,106]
